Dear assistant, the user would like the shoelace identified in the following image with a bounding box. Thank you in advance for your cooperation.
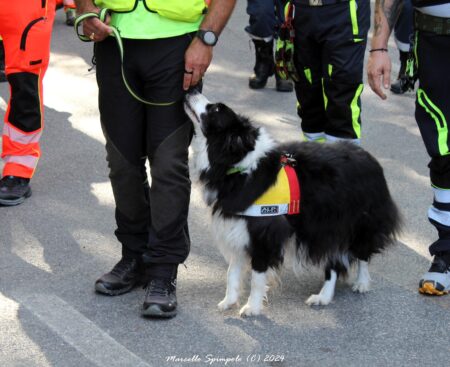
[144,279,176,297]
[110,258,136,278]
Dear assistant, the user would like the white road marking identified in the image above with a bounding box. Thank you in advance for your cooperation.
[17,293,151,367]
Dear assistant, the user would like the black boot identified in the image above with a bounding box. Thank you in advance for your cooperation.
[391,51,412,94]
[0,40,6,83]
[0,176,31,206]
[142,264,178,318]
[95,257,142,295]
[275,73,294,92]
[249,39,275,89]
[65,9,76,26]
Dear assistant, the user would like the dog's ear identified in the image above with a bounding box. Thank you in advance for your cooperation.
[221,132,256,162]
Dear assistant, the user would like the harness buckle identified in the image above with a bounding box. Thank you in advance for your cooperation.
[281,154,297,167]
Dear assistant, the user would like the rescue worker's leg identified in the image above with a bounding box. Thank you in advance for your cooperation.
[391,0,415,94]
[95,35,192,318]
[415,31,450,295]
[293,6,326,142]
[246,0,293,91]
[137,35,194,318]
[0,0,55,206]
[94,37,149,296]
[62,0,76,27]
[321,0,370,143]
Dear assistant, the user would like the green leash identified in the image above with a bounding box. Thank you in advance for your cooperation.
[75,10,176,107]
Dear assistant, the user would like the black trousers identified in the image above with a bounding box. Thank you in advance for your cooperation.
[95,35,194,265]
[414,28,450,255]
[292,0,370,141]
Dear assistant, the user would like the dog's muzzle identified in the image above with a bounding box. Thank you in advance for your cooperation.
[184,90,211,125]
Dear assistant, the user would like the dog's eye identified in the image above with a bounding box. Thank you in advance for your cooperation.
[213,106,220,113]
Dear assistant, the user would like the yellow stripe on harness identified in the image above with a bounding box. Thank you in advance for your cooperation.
[240,165,301,217]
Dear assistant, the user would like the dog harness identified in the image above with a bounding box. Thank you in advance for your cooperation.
[233,155,301,217]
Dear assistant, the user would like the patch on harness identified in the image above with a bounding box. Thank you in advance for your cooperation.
[261,206,280,215]
[239,154,301,217]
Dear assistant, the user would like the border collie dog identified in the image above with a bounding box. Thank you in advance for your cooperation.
[184,91,401,316]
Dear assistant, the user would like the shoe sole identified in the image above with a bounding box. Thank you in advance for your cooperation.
[418,281,449,296]
[95,282,136,296]
[142,305,177,318]
[0,188,32,206]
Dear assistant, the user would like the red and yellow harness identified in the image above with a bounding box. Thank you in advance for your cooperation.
[230,155,301,217]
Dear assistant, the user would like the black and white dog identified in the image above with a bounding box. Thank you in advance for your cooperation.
[184,91,401,316]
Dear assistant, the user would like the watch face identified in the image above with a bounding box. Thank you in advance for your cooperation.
[204,31,217,45]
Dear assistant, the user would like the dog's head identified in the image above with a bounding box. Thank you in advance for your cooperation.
[184,90,258,168]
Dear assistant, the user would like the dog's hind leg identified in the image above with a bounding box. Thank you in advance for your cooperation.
[352,259,371,293]
[218,255,249,311]
[305,267,337,306]
[239,270,268,317]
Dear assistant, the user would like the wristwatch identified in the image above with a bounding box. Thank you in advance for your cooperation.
[196,29,218,46]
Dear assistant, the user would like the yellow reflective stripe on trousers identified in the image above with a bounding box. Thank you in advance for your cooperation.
[414,31,419,69]
[304,68,312,84]
[350,84,364,138]
[417,88,449,156]
[349,0,358,38]
[321,78,328,110]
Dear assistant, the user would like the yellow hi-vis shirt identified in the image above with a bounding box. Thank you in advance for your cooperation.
[239,164,301,217]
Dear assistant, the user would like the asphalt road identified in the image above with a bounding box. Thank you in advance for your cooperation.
[1,3,449,367]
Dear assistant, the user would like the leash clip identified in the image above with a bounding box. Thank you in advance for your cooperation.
[281,153,297,167]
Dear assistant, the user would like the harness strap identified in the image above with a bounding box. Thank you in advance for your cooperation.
[74,10,177,106]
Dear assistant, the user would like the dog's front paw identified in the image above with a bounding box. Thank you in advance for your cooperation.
[305,294,332,306]
[352,281,370,293]
[239,303,262,317]
[218,298,238,312]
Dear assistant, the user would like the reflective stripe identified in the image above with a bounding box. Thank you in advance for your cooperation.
[3,155,39,168]
[429,205,450,227]
[303,132,325,142]
[304,68,312,84]
[325,134,361,145]
[240,204,289,217]
[417,88,449,156]
[350,83,364,139]
[328,64,333,77]
[349,0,359,37]
[414,31,419,69]
[3,163,35,178]
[322,78,328,110]
[3,121,42,144]
[433,187,450,203]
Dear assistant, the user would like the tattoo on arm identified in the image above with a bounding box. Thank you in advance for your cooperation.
[374,0,403,37]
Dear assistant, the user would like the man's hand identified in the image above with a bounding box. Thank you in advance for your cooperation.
[82,15,112,42]
[367,51,392,100]
[75,2,112,42]
[183,37,213,90]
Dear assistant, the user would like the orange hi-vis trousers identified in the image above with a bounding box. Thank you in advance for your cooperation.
[0,0,55,179]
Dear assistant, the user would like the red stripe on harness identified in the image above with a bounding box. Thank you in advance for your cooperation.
[285,165,300,214]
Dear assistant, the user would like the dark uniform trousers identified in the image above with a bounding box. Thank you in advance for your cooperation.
[414,20,450,255]
[95,35,194,265]
[292,0,370,141]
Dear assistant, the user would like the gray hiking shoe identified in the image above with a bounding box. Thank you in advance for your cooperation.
[419,254,450,296]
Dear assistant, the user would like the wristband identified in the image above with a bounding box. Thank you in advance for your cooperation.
[369,48,388,53]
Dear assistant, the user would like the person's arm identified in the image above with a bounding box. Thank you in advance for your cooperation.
[75,0,112,42]
[183,0,237,90]
[367,0,404,100]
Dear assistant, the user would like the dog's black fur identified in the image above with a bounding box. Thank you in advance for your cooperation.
[196,101,401,279]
